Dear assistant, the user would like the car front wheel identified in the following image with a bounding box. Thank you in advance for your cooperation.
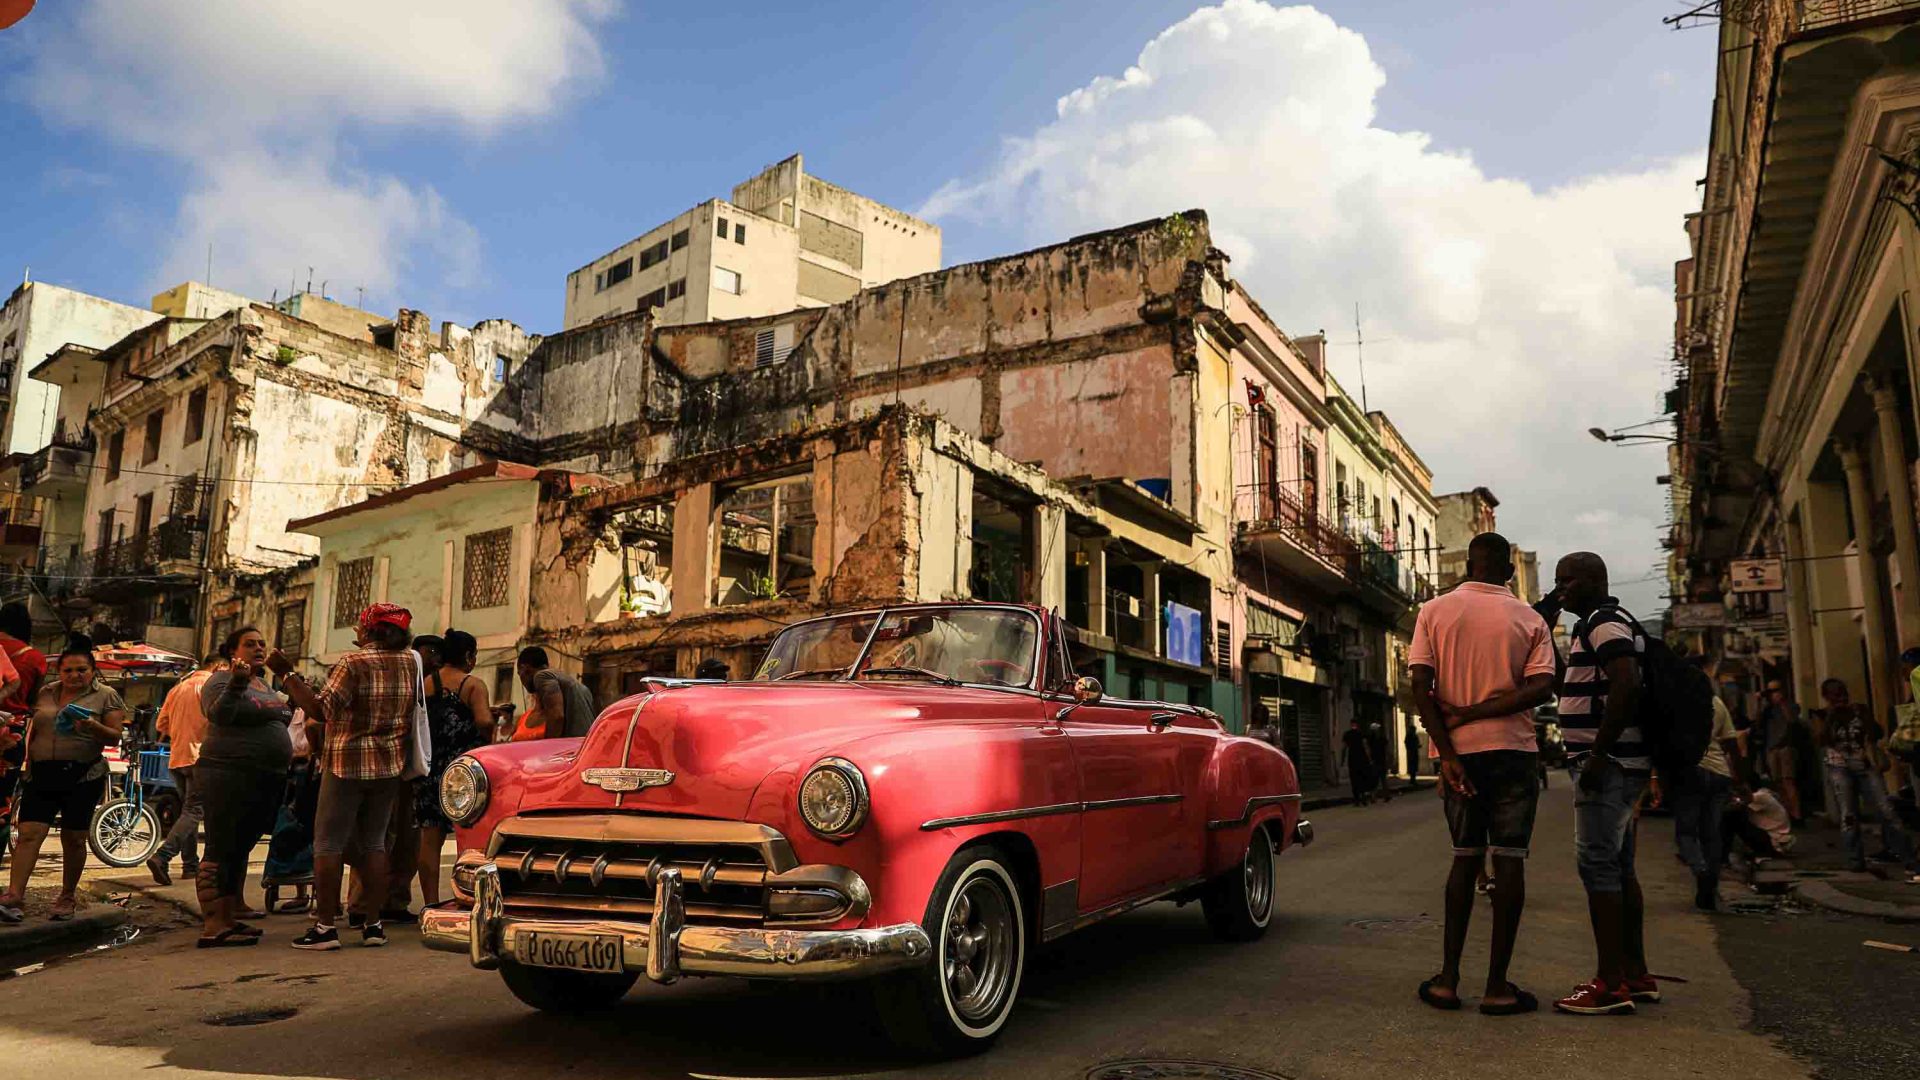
[499,962,638,1013]
[1202,822,1276,941]
[876,848,1027,1056]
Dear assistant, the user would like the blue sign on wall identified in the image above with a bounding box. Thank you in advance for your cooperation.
[1165,601,1204,668]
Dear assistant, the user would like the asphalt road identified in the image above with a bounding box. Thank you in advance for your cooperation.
[0,786,1861,1080]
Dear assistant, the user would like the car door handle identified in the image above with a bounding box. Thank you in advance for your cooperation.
[1148,711,1179,731]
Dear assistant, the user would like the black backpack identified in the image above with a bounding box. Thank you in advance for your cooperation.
[1577,605,1716,775]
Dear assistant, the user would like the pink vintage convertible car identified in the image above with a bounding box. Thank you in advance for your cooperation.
[423,602,1310,1053]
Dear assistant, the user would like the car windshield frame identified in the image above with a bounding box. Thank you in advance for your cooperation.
[754,604,1046,691]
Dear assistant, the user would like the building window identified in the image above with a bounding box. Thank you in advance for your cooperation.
[714,267,741,295]
[734,223,746,244]
[209,615,237,654]
[142,408,163,464]
[333,557,374,628]
[638,238,670,270]
[133,492,153,537]
[463,527,512,610]
[96,509,115,551]
[105,430,125,481]
[666,278,686,300]
[277,600,307,659]
[670,229,689,252]
[185,388,207,444]
[637,287,667,311]
[717,217,729,238]
[596,257,633,292]
[1214,619,1232,680]
[755,329,778,369]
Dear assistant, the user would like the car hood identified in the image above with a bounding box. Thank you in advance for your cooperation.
[528,681,1036,820]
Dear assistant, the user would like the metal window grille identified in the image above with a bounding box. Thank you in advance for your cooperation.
[463,527,512,610]
[278,601,307,658]
[1214,620,1232,680]
[755,329,776,368]
[333,557,373,628]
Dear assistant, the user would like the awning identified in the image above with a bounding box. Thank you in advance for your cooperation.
[93,641,196,675]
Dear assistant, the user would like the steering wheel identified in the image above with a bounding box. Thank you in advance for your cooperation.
[972,659,1029,685]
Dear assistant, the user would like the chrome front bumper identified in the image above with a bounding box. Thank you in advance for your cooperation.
[1294,819,1314,846]
[421,863,932,983]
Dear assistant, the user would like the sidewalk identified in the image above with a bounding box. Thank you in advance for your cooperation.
[1736,808,1920,922]
[1299,774,1433,811]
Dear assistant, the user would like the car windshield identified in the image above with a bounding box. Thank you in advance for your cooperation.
[754,607,1041,687]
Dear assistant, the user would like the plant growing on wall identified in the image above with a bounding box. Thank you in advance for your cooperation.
[273,345,298,364]
[746,573,779,600]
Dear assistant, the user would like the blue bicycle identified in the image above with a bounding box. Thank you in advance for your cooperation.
[87,744,176,868]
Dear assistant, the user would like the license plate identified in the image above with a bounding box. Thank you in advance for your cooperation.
[514,930,624,974]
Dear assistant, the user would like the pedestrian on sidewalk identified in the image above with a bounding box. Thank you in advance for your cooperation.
[1405,720,1423,781]
[1545,553,1659,1016]
[193,628,294,947]
[269,603,419,951]
[1368,721,1394,802]
[516,647,597,739]
[0,602,45,878]
[1813,677,1920,881]
[0,636,120,923]
[1758,681,1807,823]
[147,653,223,886]
[413,629,491,909]
[1667,656,1746,911]
[1341,718,1374,806]
[1408,532,1555,1015]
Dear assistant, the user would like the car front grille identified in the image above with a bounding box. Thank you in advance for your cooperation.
[485,814,800,926]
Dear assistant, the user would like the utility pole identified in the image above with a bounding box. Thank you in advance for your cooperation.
[1354,302,1369,413]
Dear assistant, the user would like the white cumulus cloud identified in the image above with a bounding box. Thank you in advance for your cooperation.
[19,0,616,308]
[925,0,1695,612]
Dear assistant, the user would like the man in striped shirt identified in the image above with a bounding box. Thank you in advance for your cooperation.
[1546,551,1657,1016]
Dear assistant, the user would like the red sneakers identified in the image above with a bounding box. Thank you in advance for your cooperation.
[1553,978,1636,1015]
[1624,974,1661,1003]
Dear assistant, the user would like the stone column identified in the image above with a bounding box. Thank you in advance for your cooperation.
[1782,506,1820,709]
[1083,540,1108,639]
[671,482,715,615]
[1867,373,1920,645]
[1836,440,1894,724]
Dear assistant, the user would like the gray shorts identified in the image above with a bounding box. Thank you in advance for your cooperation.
[314,773,401,857]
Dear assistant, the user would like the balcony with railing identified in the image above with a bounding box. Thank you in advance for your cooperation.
[19,430,96,495]
[1798,0,1920,32]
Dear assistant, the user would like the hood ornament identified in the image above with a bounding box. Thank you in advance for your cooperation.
[582,767,676,793]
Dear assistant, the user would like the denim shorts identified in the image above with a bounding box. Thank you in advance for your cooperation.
[1443,750,1541,858]
[1571,757,1649,893]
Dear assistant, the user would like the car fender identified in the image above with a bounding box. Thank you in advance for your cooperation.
[747,718,1081,931]
[1201,736,1301,875]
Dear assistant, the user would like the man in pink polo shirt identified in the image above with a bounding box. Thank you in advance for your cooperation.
[1408,532,1556,1016]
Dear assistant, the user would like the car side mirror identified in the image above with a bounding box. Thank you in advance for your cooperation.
[1056,676,1103,722]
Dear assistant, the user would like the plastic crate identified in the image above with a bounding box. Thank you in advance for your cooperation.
[138,749,175,787]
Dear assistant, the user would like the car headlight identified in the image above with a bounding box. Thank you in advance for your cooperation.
[797,757,868,841]
[441,755,489,826]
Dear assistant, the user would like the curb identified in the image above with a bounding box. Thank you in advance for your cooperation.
[1792,879,1920,923]
[0,905,131,961]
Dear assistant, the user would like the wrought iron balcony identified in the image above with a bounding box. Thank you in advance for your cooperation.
[1798,0,1920,32]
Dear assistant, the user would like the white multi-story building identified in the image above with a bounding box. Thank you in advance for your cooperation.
[0,279,162,455]
[562,154,940,330]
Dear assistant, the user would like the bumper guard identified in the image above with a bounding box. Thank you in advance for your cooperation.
[422,862,932,983]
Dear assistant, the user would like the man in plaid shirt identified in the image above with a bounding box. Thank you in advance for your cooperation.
[270,602,419,951]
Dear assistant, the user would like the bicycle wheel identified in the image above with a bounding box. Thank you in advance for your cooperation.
[89,798,162,867]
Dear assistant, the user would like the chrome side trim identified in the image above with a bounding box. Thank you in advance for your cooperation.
[1084,794,1184,811]
[919,794,1182,831]
[614,697,651,809]
[1205,793,1303,831]
[1041,875,1207,943]
[919,802,1082,831]
[470,863,502,970]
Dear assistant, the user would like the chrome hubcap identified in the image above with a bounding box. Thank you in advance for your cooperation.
[943,876,1016,1024]
[1244,831,1274,922]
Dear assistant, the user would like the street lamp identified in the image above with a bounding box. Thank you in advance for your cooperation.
[1589,428,1678,444]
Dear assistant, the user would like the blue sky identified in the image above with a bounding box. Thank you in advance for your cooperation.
[0,1,1715,611]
